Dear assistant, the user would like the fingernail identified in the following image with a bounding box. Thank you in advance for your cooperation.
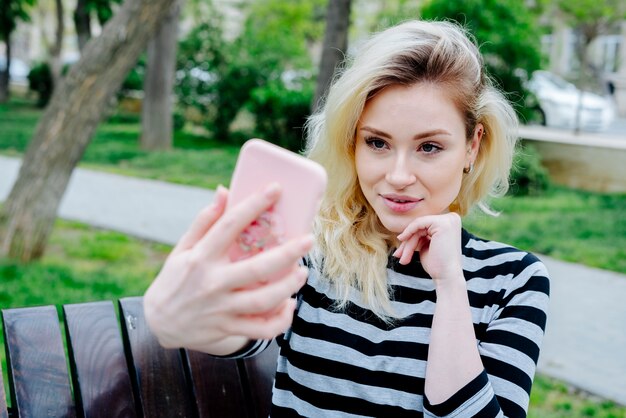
[216,184,227,194]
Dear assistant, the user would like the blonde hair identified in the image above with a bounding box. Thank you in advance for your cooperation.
[305,20,518,320]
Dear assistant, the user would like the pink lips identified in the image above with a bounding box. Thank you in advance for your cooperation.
[381,194,421,213]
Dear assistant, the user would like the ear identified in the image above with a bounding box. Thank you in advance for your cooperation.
[467,123,483,163]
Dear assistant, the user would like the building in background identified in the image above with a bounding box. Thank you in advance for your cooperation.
[543,19,626,117]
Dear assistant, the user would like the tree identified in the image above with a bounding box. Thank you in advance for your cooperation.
[0,0,177,261]
[36,0,64,87]
[73,0,122,52]
[419,0,544,121]
[0,0,36,102]
[313,0,352,111]
[140,0,182,151]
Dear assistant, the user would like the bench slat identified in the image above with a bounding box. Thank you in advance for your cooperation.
[241,341,280,418]
[185,350,247,418]
[1,305,76,418]
[64,301,138,418]
[119,297,197,417]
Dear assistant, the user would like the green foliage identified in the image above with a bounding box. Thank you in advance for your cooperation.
[175,6,226,112]
[172,109,185,131]
[419,0,545,123]
[0,0,36,39]
[174,0,325,145]
[84,0,122,26]
[509,143,551,196]
[27,61,53,107]
[248,76,314,151]
[120,54,145,94]
[557,0,626,32]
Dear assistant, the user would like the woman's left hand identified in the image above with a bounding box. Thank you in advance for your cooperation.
[393,212,464,284]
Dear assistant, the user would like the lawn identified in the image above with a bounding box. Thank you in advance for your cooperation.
[464,188,626,273]
[1,95,626,416]
[0,96,241,189]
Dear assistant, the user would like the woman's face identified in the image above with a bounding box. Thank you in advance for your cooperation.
[355,82,481,234]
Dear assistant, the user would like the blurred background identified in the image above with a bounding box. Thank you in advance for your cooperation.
[0,0,625,417]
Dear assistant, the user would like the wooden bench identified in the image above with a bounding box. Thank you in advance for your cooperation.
[0,297,279,417]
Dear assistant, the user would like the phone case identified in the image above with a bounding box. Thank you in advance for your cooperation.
[226,139,327,262]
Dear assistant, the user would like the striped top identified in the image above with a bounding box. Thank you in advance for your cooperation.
[238,229,550,417]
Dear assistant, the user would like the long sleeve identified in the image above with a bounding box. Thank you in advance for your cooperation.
[423,252,550,418]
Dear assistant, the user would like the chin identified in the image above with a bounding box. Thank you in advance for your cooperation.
[378,218,410,234]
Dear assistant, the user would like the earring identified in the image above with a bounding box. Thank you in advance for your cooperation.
[463,162,474,174]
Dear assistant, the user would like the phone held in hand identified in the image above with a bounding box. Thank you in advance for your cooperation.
[226,139,327,262]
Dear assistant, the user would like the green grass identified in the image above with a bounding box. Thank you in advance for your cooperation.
[464,188,626,273]
[0,220,170,309]
[0,95,240,189]
[530,375,626,418]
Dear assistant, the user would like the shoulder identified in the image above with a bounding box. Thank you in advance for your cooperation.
[461,229,550,296]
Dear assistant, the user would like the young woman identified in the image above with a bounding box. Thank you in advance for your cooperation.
[144,20,550,417]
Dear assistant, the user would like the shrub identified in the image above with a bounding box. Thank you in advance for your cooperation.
[509,143,551,196]
[27,62,53,108]
[247,77,313,152]
[172,110,185,132]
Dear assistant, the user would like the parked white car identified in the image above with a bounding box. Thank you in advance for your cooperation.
[527,70,616,132]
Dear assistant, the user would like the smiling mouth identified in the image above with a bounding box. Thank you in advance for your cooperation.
[381,195,422,213]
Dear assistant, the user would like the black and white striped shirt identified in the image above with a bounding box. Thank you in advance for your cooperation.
[240,229,550,417]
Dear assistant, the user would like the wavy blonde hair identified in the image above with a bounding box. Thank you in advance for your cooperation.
[305,20,518,320]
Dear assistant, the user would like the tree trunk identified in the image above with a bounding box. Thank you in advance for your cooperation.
[74,0,91,52]
[0,0,178,261]
[312,0,352,112]
[50,0,65,86]
[0,35,11,103]
[140,0,182,151]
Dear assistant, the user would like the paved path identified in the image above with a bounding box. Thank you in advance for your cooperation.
[1,155,625,405]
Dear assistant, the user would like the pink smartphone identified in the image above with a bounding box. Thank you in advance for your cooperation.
[226,139,327,262]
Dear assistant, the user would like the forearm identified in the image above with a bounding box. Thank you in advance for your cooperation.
[424,275,483,404]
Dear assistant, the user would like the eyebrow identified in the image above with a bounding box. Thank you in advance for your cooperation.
[359,126,451,140]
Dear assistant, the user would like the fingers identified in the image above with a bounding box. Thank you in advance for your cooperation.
[396,216,435,241]
[197,183,282,257]
[226,299,297,340]
[392,241,405,259]
[226,235,313,289]
[230,266,308,315]
[173,186,228,255]
[399,233,419,265]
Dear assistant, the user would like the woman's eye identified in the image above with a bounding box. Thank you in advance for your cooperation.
[365,138,387,150]
[420,143,442,153]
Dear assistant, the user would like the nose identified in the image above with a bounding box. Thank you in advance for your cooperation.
[385,154,416,189]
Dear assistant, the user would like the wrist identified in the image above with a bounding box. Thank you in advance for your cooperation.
[434,272,467,296]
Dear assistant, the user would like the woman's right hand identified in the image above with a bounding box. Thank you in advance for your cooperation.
[143,184,312,356]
